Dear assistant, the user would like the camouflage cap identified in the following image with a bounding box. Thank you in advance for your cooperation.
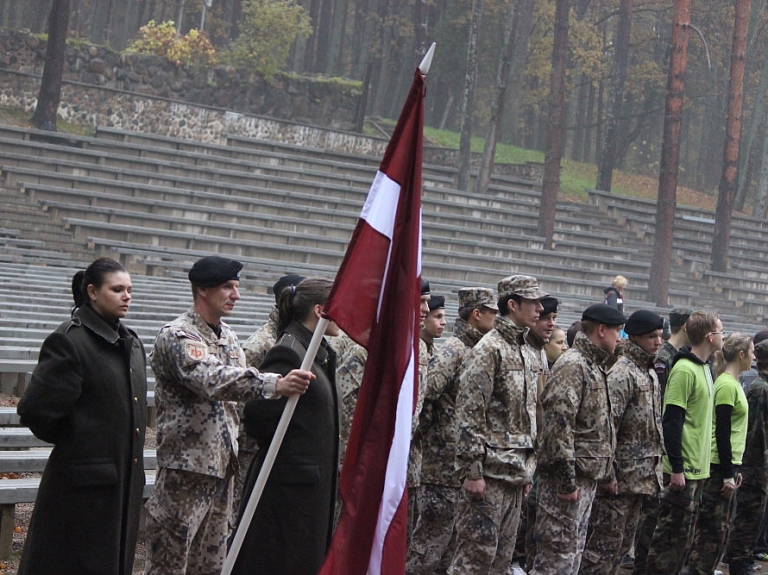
[458,287,498,311]
[756,339,768,363]
[497,275,548,300]
[669,307,694,328]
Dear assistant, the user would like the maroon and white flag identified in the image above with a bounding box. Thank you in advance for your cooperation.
[319,67,425,575]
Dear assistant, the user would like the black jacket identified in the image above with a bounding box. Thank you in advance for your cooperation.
[234,321,340,575]
[17,305,147,575]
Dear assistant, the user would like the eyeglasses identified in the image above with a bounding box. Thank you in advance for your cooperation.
[709,331,726,337]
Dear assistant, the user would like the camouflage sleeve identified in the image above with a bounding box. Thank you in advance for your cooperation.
[605,363,631,482]
[541,358,586,493]
[424,341,463,404]
[150,327,279,401]
[454,342,499,480]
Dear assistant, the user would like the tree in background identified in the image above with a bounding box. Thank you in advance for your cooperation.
[712,0,752,272]
[538,0,570,249]
[227,0,311,79]
[456,0,482,192]
[30,0,70,131]
[128,20,218,66]
[649,0,692,306]
[595,0,633,192]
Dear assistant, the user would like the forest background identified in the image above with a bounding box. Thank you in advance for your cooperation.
[0,0,766,304]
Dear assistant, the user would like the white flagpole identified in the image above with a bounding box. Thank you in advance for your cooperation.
[419,42,436,75]
[222,317,329,574]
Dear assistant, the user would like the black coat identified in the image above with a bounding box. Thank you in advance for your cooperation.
[17,305,147,575]
[233,321,340,575]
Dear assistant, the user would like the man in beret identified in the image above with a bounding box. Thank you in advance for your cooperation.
[407,287,498,574]
[145,256,314,575]
[581,310,664,574]
[420,295,447,353]
[646,311,724,573]
[654,308,693,395]
[448,276,546,574]
[531,303,626,574]
[726,339,768,575]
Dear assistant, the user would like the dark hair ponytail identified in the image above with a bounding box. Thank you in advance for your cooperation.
[71,257,127,313]
[276,277,333,335]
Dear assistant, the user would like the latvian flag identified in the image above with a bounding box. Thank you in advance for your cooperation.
[319,68,425,575]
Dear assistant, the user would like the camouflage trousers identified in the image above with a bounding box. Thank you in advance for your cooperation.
[145,468,233,575]
[446,477,525,575]
[524,477,539,571]
[688,466,736,575]
[631,494,660,575]
[726,471,767,575]
[580,492,644,574]
[406,483,459,574]
[645,474,705,574]
[529,474,597,575]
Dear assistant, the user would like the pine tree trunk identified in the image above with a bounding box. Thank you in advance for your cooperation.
[649,0,692,306]
[712,0,752,272]
[538,0,570,248]
[30,0,70,132]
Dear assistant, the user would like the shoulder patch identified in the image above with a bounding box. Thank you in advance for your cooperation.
[173,329,203,342]
[185,341,207,361]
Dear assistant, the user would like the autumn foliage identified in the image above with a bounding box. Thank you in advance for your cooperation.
[128,20,218,67]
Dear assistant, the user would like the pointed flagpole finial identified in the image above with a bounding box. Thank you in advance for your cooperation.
[418,43,436,75]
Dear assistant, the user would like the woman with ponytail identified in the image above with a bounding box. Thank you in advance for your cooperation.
[17,258,147,575]
[233,277,340,575]
[688,333,753,573]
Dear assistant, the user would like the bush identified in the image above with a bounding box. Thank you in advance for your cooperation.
[226,0,311,80]
[127,20,218,67]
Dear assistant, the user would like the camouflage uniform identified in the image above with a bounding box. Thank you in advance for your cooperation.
[235,307,279,512]
[519,328,549,568]
[727,374,768,575]
[407,317,485,574]
[531,331,616,575]
[408,337,433,537]
[580,340,663,574]
[145,308,279,575]
[447,314,537,575]
[654,340,677,396]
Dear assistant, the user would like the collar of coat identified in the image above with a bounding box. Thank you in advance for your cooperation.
[493,314,527,346]
[573,331,613,368]
[71,304,132,344]
[621,339,656,370]
[185,307,231,344]
[276,320,333,366]
[452,317,484,348]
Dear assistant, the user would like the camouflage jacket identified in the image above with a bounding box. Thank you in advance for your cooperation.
[454,315,537,485]
[608,340,663,495]
[654,341,677,396]
[525,329,551,431]
[538,331,616,493]
[741,373,768,484]
[420,318,485,487]
[336,342,367,465]
[408,337,434,488]
[150,308,279,478]
[242,306,279,368]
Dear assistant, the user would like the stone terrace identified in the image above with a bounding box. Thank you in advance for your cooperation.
[0,120,765,367]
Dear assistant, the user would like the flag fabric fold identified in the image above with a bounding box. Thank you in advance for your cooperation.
[320,68,425,575]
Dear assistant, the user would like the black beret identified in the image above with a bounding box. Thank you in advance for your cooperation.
[421,278,431,295]
[669,307,694,328]
[540,296,559,316]
[428,295,445,312]
[624,310,664,335]
[188,256,243,287]
[581,303,627,326]
[272,274,305,304]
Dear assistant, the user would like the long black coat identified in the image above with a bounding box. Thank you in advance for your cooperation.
[17,304,147,575]
[233,321,340,575]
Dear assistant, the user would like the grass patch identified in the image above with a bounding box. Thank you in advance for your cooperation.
[0,106,94,137]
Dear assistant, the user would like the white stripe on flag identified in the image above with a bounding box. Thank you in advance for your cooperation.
[361,171,401,240]
[367,351,415,574]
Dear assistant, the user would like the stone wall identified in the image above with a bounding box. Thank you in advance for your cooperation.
[0,29,542,182]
